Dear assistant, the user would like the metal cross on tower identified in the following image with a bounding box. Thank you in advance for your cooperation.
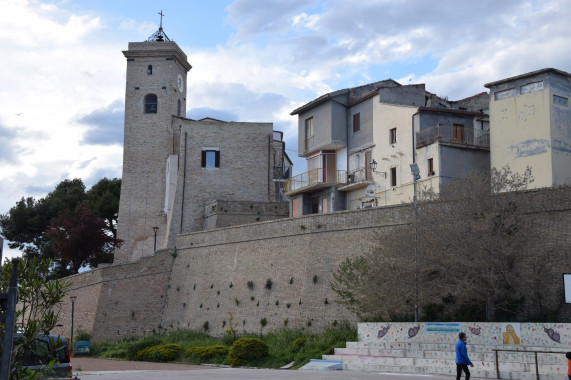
[158,10,164,29]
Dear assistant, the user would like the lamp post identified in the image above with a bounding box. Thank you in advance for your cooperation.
[70,296,77,356]
[153,227,159,253]
[410,163,421,323]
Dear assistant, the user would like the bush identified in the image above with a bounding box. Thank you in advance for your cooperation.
[74,327,92,341]
[136,343,181,362]
[227,338,269,367]
[289,337,310,353]
[185,345,229,362]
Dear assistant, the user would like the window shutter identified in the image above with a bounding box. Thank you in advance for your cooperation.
[215,151,220,167]
[201,151,206,167]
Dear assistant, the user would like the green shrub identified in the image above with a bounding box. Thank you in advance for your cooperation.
[185,345,229,362]
[227,338,269,367]
[289,337,310,353]
[136,343,180,362]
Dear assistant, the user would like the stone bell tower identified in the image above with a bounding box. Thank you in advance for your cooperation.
[115,25,192,263]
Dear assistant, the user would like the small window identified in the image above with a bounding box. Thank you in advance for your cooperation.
[144,94,158,114]
[353,113,360,133]
[520,81,543,94]
[201,150,220,168]
[390,128,397,144]
[428,158,434,176]
[304,117,313,150]
[305,117,313,138]
[390,167,397,187]
[147,65,153,75]
[494,88,516,100]
[177,99,181,117]
[554,95,568,106]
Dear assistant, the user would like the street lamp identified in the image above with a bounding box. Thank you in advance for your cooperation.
[410,163,421,323]
[370,159,387,177]
[153,227,159,253]
[70,296,77,356]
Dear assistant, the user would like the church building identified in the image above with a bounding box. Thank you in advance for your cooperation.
[115,26,291,264]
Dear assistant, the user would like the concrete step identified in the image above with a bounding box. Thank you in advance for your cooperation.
[299,359,342,371]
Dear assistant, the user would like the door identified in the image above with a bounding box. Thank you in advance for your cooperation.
[453,124,463,143]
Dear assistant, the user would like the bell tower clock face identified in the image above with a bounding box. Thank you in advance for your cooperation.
[177,74,184,93]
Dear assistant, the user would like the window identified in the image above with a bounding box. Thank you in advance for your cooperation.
[304,117,313,150]
[144,94,158,113]
[147,65,153,75]
[353,113,360,133]
[428,158,434,176]
[390,128,397,144]
[201,149,220,168]
[177,99,181,117]
[305,117,313,138]
[520,81,543,94]
[390,167,397,187]
[554,95,568,106]
[494,88,516,100]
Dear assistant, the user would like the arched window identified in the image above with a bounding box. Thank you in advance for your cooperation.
[144,94,158,113]
[147,65,153,75]
[177,99,181,116]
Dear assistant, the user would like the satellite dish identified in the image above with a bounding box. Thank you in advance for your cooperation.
[365,184,376,198]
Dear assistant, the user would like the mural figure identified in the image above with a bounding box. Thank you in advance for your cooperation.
[544,327,561,343]
[408,326,420,338]
[502,324,521,345]
[469,326,481,336]
[377,325,390,339]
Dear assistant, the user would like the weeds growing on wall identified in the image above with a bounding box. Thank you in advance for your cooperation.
[91,322,356,369]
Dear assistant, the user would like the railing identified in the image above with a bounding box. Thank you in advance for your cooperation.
[416,124,490,148]
[284,168,347,194]
[493,349,566,380]
[347,167,372,184]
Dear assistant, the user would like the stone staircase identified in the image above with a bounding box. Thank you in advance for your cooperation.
[323,341,569,379]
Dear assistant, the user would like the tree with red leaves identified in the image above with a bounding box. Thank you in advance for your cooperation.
[46,203,121,273]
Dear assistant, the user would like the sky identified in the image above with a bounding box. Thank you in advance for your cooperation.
[1,0,571,260]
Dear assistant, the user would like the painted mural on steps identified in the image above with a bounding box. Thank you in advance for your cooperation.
[358,322,570,348]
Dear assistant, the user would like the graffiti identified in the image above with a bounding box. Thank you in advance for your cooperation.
[509,139,550,158]
[469,326,481,336]
[377,325,390,339]
[408,326,420,338]
[544,327,561,343]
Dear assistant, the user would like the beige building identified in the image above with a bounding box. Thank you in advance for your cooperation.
[287,81,489,216]
[115,29,290,264]
[485,68,571,188]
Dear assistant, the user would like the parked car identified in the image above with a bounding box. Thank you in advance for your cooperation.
[13,333,72,379]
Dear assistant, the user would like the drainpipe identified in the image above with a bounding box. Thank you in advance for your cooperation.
[411,113,416,164]
[268,135,271,199]
[180,132,187,234]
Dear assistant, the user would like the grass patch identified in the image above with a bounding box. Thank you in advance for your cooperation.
[91,322,356,368]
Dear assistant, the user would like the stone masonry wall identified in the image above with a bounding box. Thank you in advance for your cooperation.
[203,200,289,230]
[57,187,570,341]
[55,252,174,342]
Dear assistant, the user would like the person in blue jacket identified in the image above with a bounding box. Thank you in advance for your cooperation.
[455,332,474,379]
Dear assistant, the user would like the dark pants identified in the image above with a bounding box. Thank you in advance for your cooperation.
[456,364,470,380]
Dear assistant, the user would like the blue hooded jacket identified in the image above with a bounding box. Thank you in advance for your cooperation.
[455,339,473,365]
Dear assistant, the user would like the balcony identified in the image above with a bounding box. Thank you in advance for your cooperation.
[337,167,374,191]
[284,168,347,196]
[416,124,490,149]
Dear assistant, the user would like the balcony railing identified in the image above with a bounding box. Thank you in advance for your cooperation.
[284,168,347,194]
[416,124,490,149]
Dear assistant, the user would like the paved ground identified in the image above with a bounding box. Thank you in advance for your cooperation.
[71,358,455,380]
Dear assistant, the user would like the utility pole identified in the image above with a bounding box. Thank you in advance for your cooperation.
[0,260,19,380]
[410,163,421,323]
